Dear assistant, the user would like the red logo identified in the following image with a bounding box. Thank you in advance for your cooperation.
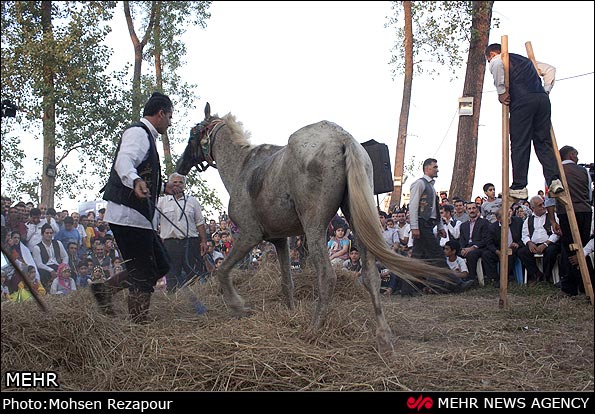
[407,395,434,411]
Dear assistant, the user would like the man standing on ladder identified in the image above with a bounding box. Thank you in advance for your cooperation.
[485,43,564,200]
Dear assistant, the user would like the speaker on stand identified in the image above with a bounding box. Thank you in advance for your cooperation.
[360,139,393,210]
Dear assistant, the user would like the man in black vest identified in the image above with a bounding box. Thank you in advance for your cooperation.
[96,92,180,323]
[485,43,563,200]
[409,158,474,294]
[31,223,68,290]
[546,146,594,296]
[518,195,561,284]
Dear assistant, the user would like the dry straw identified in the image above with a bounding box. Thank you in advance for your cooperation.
[1,261,593,391]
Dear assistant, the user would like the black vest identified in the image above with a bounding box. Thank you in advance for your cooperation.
[509,53,546,104]
[528,213,553,237]
[37,240,62,264]
[103,122,162,222]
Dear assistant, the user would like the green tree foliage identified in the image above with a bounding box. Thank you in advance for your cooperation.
[1,1,130,207]
[387,1,473,80]
[123,1,220,211]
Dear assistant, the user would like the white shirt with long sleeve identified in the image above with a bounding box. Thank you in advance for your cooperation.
[521,213,560,245]
[31,240,69,272]
[104,118,161,230]
[489,54,556,94]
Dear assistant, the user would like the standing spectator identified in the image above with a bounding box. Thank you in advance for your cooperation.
[481,183,502,224]
[452,198,470,224]
[485,43,563,200]
[157,172,208,292]
[546,145,594,296]
[409,158,447,267]
[98,91,179,323]
[25,208,59,251]
[459,202,491,282]
[55,216,81,253]
[437,204,461,247]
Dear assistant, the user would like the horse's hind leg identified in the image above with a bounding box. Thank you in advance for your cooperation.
[357,240,395,355]
[304,229,336,330]
[217,233,260,316]
[271,238,295,310]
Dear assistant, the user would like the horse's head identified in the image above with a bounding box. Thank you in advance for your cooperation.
[176,102,221,175]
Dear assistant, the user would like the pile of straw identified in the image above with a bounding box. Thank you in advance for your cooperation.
[1,261,593,391]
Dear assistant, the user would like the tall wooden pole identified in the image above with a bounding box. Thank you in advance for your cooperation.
[525,42,593,306]
[499,35,510,309]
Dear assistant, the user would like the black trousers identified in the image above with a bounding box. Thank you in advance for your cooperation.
[518,242,561,281]
[110,223,170,293]
[558,212,595,296]
[162,237,205,290]
[509,93,559,189]
[412,218,447,268]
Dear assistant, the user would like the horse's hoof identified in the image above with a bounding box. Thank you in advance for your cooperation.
[231,306,253,318]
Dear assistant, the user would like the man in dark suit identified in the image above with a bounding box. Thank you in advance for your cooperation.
[459,201,491,281]
[482,208,525,287]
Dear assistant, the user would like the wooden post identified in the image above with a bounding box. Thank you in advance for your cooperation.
[499,35,510,309]
[525,41,594,306]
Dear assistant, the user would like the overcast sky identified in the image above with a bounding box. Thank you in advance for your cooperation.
[4,1,594,215]
[174,0,595,211]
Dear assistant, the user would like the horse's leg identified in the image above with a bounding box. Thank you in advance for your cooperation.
[304,229,336,330]
[357,241,395,355]
[217,233,260,316]
[271,238,295,310]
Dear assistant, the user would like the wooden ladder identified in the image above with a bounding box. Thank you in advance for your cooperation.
[498,37,594,306]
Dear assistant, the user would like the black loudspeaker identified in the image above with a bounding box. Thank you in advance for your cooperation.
[360,139,393,195]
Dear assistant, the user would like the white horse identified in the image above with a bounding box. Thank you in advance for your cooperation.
[176,104,453,353]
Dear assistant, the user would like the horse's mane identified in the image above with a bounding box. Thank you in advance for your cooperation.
[221,113,251,145]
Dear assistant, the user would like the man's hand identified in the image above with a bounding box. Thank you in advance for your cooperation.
[527,241,539,254]
[164,181,182,196]
[200,241,207,257]
[438,229,446,238]
[569,254,579,266]
[498,91,510,105]
[134,178,150,199]
[411,229,420,239]
[552,222,562,235]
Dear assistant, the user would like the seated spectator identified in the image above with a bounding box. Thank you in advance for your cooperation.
[378,263,398,296]
[31,223,68,290]
[443,240,468,279]
[327,226,350,267]
[482,208,524,287]
[459,202,490,282]
[76,261,92,288]
[342,247,362,274]
[50,263,77,295]
[518,196,561,284]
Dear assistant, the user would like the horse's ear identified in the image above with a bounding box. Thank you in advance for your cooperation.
[204,102,211,120]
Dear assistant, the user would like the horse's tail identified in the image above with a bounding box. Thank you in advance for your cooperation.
[343,140,454,287]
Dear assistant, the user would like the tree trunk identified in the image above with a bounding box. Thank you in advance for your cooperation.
[124,1,157,119]
[449,1,494,201]
[40,0,56,208]
[389,0,413,212]
[153,1,173,175]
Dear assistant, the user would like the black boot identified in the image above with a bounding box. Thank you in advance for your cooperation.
[90,270,129,316]
[128,291,152,324]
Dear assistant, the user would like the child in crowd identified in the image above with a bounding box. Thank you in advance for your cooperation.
[327,226,350,267]
[50,263,77,295]
[343,247,362,274]
[76,261,92,288]
[443,240,468,279]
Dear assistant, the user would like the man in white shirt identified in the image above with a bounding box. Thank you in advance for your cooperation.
[31,223,68,290]
[157,172,208,291]
[485,43,563,200]
[96,92,180,323]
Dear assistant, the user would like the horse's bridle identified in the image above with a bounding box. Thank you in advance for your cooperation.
[189,118,226,172]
